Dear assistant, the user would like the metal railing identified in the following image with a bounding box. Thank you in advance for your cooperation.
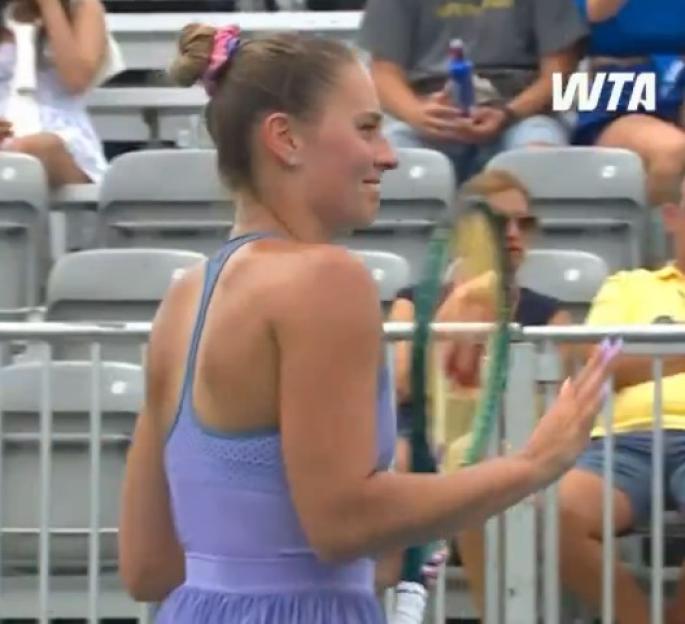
[0,321,683,623]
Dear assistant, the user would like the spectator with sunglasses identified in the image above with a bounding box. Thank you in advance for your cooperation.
[390,169,568,424]
[382,169,570,595]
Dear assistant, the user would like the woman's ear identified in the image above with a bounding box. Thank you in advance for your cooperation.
[260,111,304,168]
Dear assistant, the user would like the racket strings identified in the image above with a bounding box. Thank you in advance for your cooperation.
[402,198,512,585]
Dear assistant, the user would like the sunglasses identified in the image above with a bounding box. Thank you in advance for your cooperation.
[506,214,538,233]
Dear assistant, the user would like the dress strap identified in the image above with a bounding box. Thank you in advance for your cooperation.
[178,232,276,407]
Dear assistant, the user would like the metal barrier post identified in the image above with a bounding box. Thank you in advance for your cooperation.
[39,344,53,624]
[0,342,4,613]
[504,342,538,624]
[539,340,562,624]
[88,343,103,623]
[601,376,616,624]
[651,358,664,624]
[484,396,504,624]
[433,555,447,624]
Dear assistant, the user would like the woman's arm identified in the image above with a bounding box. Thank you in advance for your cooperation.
[387,296,415,404]
[119,291,185,602]
[506,43,583,121]
[119,406,185,601]
[36,0,107,94]
[370,60,424,128]
[276,248,613,563]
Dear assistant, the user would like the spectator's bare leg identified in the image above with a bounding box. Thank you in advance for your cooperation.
[558,469,649,624]
[596,114,685,206]
[4,132,90,187]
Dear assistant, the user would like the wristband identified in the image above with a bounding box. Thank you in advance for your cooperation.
[390,582,428,624]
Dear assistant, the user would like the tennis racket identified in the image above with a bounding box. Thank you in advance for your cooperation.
[400,193,513,586]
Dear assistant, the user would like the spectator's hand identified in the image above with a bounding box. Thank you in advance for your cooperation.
[522,340,621,481]
[465,106,509,144]
[450,271,499,304]
[441,272,498,389]
[0,119,14,145]
[409,89,478,143]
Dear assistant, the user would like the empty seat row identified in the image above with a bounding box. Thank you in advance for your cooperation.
[0,359,143,619]
[0,148,455,310]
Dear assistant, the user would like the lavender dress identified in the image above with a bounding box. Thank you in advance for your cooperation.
[157,233,396,623]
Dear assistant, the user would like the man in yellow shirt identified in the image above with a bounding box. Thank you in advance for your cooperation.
[558,182,685,624]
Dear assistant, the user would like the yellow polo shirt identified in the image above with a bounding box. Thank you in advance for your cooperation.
[586,265,685,436]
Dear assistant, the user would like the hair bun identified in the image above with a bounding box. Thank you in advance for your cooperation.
[168,23,217,87]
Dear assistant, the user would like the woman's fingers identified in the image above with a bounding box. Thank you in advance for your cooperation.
[574,339,621,406]
[570,341,605,389]
[572,338,620,391]
[565,339,621,432]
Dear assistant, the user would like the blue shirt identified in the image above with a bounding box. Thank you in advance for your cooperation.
[576,0,685,56]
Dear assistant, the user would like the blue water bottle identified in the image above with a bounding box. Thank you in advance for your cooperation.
[448,38,475,116]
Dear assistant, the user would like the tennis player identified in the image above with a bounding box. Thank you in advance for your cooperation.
[119,24,619,623]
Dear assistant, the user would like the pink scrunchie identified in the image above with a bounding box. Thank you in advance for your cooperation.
[202,25,241,96]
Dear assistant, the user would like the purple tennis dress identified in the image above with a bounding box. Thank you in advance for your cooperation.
[156,233,396,623]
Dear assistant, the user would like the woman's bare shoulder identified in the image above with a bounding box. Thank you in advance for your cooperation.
[280,243,378,311]
[146,262,206,378]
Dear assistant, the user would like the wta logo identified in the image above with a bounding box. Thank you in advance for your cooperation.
[551,72,656,113]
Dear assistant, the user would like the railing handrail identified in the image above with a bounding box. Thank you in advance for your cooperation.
[3,321,685,343]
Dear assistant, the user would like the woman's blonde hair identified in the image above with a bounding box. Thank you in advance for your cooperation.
[460,169,531,203]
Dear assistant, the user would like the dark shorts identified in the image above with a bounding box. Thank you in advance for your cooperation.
[575,431,685,525]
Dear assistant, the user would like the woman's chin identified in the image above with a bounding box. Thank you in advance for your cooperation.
[360,195,381,224]
[332,196,380,237]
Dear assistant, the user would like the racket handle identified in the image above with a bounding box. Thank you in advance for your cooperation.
[401,545,425,584]
[390,582,428,624]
